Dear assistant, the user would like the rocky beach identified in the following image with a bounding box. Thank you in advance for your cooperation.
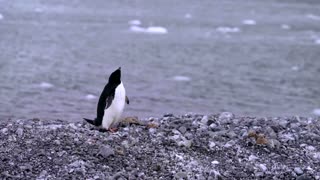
[1,113,319,179]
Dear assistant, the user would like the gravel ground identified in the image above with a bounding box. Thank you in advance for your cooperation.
[1,113,320,179]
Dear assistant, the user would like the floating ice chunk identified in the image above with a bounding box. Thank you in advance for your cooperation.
[184,13,192,19]
[128,19,141,26]
[313,108,320,116]
[172,76,191,81]
[145,26,168,34]
[39,82,54,89]
[216,27,240,33]
[85,94,97,100]
[129,25,146,33]
[242,19,256,25]
[281,24,290,30]
[34,7,44,13]
[306,14,320,21]
[291,66,299,71]
[0,13,3,20]
[315,39,320,45]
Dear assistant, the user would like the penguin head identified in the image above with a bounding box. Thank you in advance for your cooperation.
[108,67,121,84]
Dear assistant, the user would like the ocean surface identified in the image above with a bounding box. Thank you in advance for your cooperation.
[0,0,320,122]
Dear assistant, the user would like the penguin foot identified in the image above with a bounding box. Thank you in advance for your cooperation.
[108,128,118,133]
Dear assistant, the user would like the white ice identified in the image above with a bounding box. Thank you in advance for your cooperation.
[281,24,291,30]
[172,76,191,82]
[242,19,256,25]
[216,27,240,33]
[291,66,299,71]
[184,13,192,19]
[39,82,54,89]
[129,25,146,33]
[306,14,320,21]
[313,109,320,116]
[129,26,168,34]
[128,20,141,26]
[85,94,97,100]
[145,26,168,34]
[34,7,44,13]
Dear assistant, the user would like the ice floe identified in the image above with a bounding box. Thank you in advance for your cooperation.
[291,66,299,71]
[146,26,168,34]
[85,94,97,100]
[281,24,291,30]
[39,82,54,89]
[172,76,191,82]
[184,13,192,19]
[129,25,168,34]
[242,19,256,25]
[216,27,240,33]
[128,20,141,26]
[306,14,320,21]
[313,109,320,116]
[34,7,44,13]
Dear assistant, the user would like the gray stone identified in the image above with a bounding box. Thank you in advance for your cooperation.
[294,167,303,175]
[218,112,234,124]
[178,126,187,134]
[16,128,24,137]
[175,171,188,179]
[1,128,8,135]
[99,145,115,158]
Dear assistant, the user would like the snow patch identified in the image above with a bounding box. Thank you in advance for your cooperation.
[39,82,54,89]
[242,19,256,25]
[306,14,320,21]
[128,20,141,26]
[216,27,240,33]
[85,94,97,100]
[312,109,320,116]
[172,76,191,82]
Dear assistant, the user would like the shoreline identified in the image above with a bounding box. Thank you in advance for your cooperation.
[1,113,319,179]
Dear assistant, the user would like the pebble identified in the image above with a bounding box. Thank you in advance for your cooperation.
[258,164,268,172]
[99,145,115,158]
[178,126,187,134]
[1,128,8,134]
[248,155,259,161]
[218,112,234,124]
[16,128,24,137]
[294,167,303,175]
[224,140,236,148]
[175,172,188,179]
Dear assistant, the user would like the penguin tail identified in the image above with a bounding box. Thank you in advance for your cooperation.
[83,118,97,126]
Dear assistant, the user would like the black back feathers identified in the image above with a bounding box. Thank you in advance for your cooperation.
[83,67,122,126]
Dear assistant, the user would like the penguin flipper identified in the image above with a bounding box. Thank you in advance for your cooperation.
[125,96,129,105]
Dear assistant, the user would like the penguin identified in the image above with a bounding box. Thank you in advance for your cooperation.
[83,67,129,131]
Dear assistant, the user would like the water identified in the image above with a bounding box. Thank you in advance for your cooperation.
[0,0,320,122]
